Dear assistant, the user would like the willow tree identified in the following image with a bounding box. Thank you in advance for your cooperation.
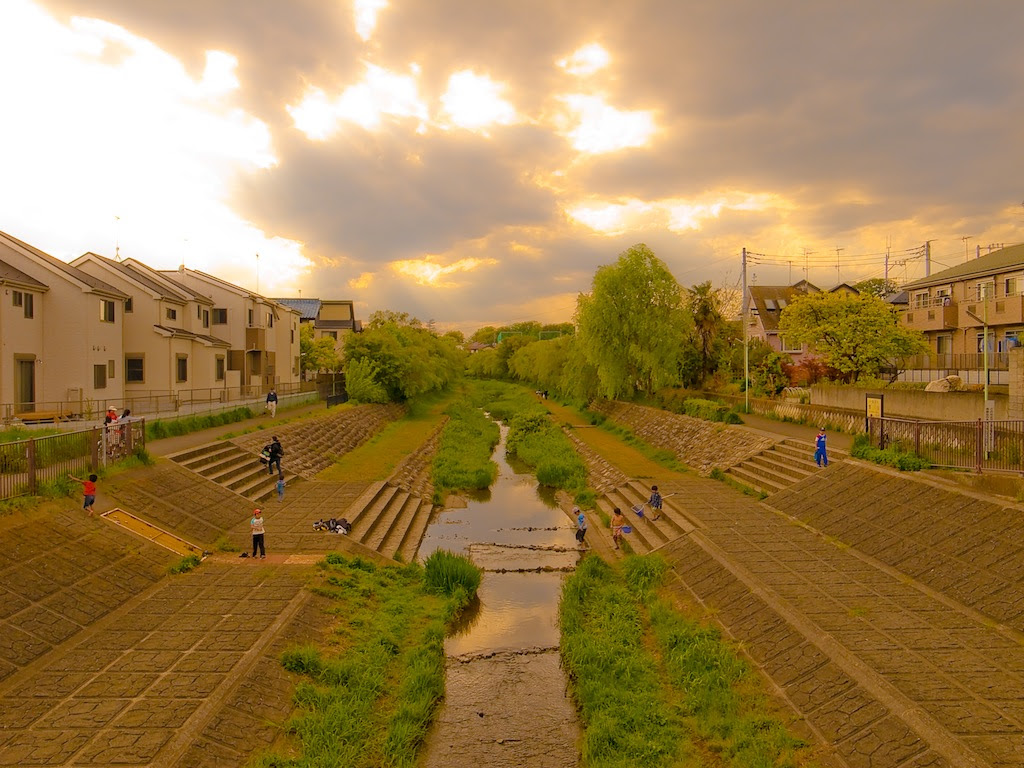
[576,244,689,398]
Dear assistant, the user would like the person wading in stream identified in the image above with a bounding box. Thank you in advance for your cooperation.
[575,508,589,550]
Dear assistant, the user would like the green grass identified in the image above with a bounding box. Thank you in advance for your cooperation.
[167,554,202,574]
[254,551,480,768]
[431,397,500,503]
[147,406,255,440]
[562,554,819,768]
[850,433,928,471]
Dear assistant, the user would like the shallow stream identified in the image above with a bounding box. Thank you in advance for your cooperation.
[419,421,582,767]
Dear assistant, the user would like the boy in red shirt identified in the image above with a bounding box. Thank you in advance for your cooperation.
[69,473,99,516]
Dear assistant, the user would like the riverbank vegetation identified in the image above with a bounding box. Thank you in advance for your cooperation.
[259,550,481,768]
[431,398,500,503]
[562,554,819,768]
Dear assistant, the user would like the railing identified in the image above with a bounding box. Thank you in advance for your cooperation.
[898,352,1009,371]
[1,381,317,425]
[909,296,954,309]
[0,419,146,500]
[867,416,1024,473]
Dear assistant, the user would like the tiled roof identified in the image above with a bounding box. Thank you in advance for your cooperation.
[904,243,1024,290]
[274,298,321,321]
[0,231,128,298]
[0,258,47,288]
[748,284,818,332]
[80,253,188,302]
[314,319,357,330]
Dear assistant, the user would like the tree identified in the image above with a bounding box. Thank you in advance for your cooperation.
[685,281,730,386]
[299,324,341,376]
[778,292,927,381]
[576,243,690,398]
[853,278,900,299]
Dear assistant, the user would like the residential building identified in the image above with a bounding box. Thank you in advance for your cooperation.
[744,282,822,363]
[161,267,301,393]
[274,297,363,360]
[0,231,127,416]
[72,253,231,401]
[898,243,1024,384]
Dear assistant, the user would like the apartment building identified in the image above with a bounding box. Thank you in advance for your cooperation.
[898,243,1024,384]
[162,267,301,393]
[0,231,128,416]
[72,253,231,399]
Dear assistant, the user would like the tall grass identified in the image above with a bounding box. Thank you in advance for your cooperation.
[431,400,499,502]
[258,551,480,768]
[562,554,818,768]
[147,406,254,440]
[423,549,482,611]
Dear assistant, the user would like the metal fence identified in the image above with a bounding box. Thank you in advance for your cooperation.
[0,419,146,500]
[867,416,1024,473]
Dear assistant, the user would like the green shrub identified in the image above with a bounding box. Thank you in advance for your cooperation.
[851,433,929,471]
[146,407,254,442]
[168,554,202,574]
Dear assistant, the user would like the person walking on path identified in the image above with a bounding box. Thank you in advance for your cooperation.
[250,508,266,558]
[648,485,663,521]
[267,436,284,477]
[611,507,626,550]
[265,388,278,417]
[575,508,589,550]
[815,428,829,467]
[69,473,98,516]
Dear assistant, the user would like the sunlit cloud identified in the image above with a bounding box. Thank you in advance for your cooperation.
[559,94,656,153]
[288,63,427,138]
[354,0,388,41]
[349,272,374,290]
[0,0,306,293]
[391,256,499,286]
[440,70,517,133]
[557,43,610,76]
[567,192,779,234]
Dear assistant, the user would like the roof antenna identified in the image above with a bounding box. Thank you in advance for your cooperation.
[114,215,121,261]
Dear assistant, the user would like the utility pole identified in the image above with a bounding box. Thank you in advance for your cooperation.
[742,247,749,412]
[802,248,813,281]
[256,253,260,294]
[884,237,890,285]
[835,246,844,284]
[962,235,972,262]
[924,241,931,277]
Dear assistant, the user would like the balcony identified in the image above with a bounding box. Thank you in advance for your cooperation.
[903,301,958,331]
[245,326,266,351]
[959,294,1024,327]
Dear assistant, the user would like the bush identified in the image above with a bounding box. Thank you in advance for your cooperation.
[851,433,929,471]
[146,407,253,442]
[168,554,202,574]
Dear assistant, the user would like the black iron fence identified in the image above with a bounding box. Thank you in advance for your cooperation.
[0,419,146,500]
[867,416,1024,473]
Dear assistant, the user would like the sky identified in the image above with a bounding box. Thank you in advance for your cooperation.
[3,1,1024,334]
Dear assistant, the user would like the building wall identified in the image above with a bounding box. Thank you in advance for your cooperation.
[811,384,1008,420]
[0,286,45,409]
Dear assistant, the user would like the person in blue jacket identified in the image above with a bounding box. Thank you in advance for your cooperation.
[814,428,828,467]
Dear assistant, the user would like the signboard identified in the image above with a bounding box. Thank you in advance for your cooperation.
[865,393,883,435]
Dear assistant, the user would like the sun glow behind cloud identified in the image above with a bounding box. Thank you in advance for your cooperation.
[354,0,388,41]
[557,43,610,76]
[440,70,517,132]
[288,63,427,138]
[0,0,309,292]
[391,256,499,286]
[560,94,656,153]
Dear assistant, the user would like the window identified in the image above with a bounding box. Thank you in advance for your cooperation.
[324,331,338,340]
[12,290,22,307]
[1006,277,1022,297]
[124,297,133,313]
[94,364,107,389]
[166,308,177,321]
[977,332,994,354]
[764,298,777,311]
[936,335,952,355]
[107,359,115,378]
[23,293,33,319]
[1000,330,1023,352]
[125,356,144,383]
[215,355,225,381]
[291,329,294,343]
[267,312,274,328]
[176,354,188,383]
[976,282,995,301]
[248,308,254,325]
[779,335,802,353]
[197,306,202,319]
[100,299,115,323]
[202,309,209,328]
[212,308,227,324]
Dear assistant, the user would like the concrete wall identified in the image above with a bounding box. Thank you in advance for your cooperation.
[811,385,1009,421]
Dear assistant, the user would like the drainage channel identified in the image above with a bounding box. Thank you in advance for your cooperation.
[102,507,205,557]
[418,420,582,767]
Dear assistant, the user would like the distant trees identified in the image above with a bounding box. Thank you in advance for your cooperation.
[778,292,927,381]
[852,278,900,299]
[299,324,341,375]
[683,281,733,387]
[576,244,690,398]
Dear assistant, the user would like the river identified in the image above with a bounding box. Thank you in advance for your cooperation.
[418,420,582,767]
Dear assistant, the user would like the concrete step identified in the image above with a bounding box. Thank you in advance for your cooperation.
[166,441,230,465]
[597,496,657,554]
[361,490,412,551]
[724,465,784,495]
[208,455,264,486]
[747,451,815,479]
[188,449,253,478]
[379,495,424,560]
[395,500,433,563]
[739,457,809,488]
[348,482,393,536]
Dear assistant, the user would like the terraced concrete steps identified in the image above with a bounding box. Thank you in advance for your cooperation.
[725,437,847,496]
[344,481,433,562]
[167,441,294,503]
[598,481,696,555]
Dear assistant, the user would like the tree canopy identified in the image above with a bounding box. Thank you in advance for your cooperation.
[576,243,690,398]
[778,291,927,381]
[852,277,900,299]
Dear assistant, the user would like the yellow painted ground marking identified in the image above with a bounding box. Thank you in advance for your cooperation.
[102,508,205,557]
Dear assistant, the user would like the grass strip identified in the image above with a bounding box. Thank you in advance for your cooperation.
[256,550,480,768]
[563,554,819,768]
[431,397,500,503]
